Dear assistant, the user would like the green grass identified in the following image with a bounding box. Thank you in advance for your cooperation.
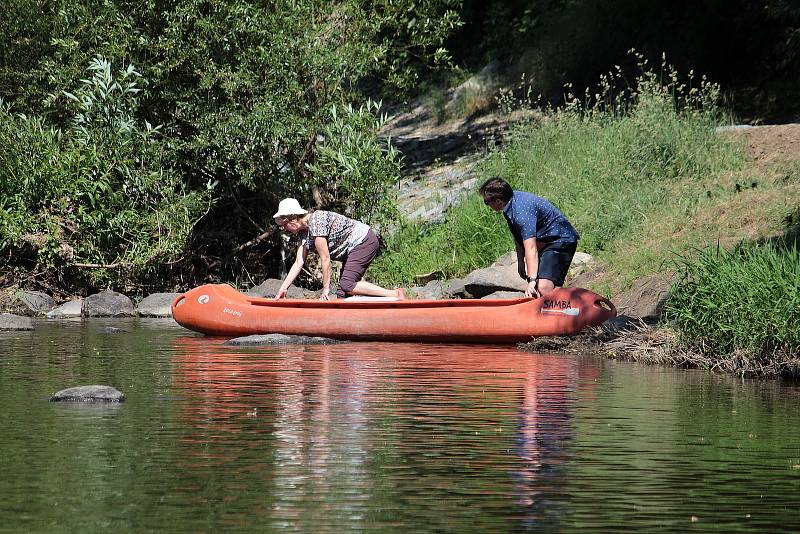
[371,65,745,288]
[370,60,800,376]
[665,243,800,367]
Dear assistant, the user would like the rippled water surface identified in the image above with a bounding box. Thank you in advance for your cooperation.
[1,319,800,532]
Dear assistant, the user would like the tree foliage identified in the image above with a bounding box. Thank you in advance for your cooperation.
[0,0,462,291]
[0,59,208,290]
[3,0,799,293]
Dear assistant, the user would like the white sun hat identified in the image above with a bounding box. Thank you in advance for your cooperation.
[273,198,308,219]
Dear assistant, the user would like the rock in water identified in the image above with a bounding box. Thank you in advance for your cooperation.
[137,292,181,317]
[0,313,33,331]
[83,290,135,317]
[50,385,125,402]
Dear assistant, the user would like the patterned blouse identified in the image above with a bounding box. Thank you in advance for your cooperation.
[301,210,370,260]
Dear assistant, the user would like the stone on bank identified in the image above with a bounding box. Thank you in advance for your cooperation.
[46,299,83,318]
[136,292,181,317]
[82,290,135,317]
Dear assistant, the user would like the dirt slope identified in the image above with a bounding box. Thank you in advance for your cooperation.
[605,123,800,319]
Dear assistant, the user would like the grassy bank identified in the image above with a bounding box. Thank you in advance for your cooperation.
[372,65,746,289]
[665,243,800,374]
[373,62,800,376]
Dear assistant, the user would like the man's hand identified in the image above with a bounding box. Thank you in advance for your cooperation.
[319,289,331,301]
[524,279,540,299]
[275,288,288,299]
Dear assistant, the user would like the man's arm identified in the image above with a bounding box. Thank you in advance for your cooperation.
[522,237,540,298]
[515,241,526,279]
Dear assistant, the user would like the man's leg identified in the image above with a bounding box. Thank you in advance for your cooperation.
[537,242,578,297]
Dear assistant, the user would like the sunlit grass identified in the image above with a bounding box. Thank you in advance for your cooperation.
[665,243,800,368]
[369,56,800,376]
[371,59,746,288]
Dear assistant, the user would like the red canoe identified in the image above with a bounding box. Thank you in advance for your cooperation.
[172,283,616,343]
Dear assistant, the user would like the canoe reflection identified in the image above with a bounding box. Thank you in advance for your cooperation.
[171,336,599,522]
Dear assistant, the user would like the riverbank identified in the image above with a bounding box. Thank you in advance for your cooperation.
[521,122,800,377]
[374,68,800,377]
[567,124,800,377]
[3,72,799,376]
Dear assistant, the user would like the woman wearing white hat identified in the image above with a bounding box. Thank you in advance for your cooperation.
[273,198,405,300]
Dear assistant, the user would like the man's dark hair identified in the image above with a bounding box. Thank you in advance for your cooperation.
[479,177,513,202]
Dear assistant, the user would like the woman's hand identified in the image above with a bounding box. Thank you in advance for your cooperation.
[274,244,307,300]
[319,289,331,301]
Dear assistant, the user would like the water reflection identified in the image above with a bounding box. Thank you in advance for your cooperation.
[171,337,597,531]
[3,322,800,531]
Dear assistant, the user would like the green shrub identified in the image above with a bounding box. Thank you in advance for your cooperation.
[0,59,208,289]
[0,1,466,288]
[307,100,402,227]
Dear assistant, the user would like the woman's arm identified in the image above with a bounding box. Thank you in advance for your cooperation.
[314,236,332,300]
[275,244,308,299]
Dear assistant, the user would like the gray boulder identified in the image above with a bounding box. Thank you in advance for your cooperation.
[464,263,526,298]
[46,299,83,318]
[224,334,343,346]
[246,278,309,299]
[568,252,594,278]
[20,290,56,315]
[465,249,595,298]
[480,290,524,299]
[50,385,125,402]
[447,278,469,298]
[83,290,135,317]
[408,279,464,300]
[0,313,33,331]
[137,292,181,317]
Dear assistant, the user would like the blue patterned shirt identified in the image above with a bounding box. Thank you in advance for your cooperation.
[502,191,579,245]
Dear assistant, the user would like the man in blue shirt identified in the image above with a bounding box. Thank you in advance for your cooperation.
[479,177,579,298]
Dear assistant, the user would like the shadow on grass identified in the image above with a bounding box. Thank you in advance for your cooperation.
[757,207,800,249]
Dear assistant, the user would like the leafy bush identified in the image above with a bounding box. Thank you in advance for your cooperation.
[307,100,402,227]
[0,1,466,289]
[0,59,208,290]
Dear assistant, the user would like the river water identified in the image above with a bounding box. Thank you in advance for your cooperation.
[1,319,799,532]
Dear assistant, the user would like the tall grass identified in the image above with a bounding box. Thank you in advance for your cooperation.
[371,57,744,286]
[665,244,800,370]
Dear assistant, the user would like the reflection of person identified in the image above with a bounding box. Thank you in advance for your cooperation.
[273,198,404,300]
[479,177,579,299]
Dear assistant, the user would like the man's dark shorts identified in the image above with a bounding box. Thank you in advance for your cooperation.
[538,241,578,287]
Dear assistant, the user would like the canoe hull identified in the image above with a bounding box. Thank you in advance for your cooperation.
[172,284,616,343]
